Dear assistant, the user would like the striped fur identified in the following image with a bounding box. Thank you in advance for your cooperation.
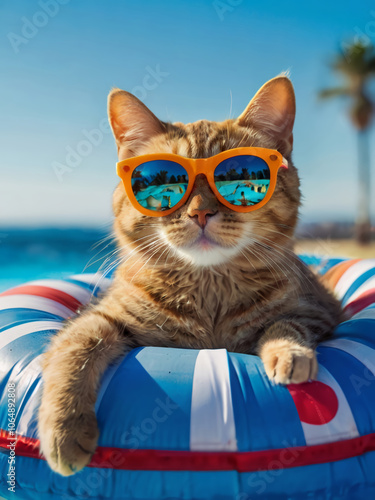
[38,76,343,476]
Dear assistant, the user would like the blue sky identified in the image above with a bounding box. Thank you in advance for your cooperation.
[1,0,374,227]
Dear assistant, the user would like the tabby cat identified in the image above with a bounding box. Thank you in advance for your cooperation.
[38,76,343,476]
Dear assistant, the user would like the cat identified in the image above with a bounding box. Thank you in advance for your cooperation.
[38,75,343,476]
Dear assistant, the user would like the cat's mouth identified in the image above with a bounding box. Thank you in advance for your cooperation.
[190,233,220,251]
[159,227,244,267]
[174,231,244,267]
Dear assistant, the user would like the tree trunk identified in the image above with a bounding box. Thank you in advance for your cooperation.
[355,129,372,245]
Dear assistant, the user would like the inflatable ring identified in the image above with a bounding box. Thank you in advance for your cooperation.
[1,256,375,499]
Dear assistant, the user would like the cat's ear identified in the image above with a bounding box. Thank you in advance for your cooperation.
[108,89,166,158]
[237,76,296,155]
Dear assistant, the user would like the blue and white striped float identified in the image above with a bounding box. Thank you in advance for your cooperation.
[1,256,375,499]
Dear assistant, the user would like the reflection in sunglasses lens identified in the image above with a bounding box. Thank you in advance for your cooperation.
[131,160,188,211]
[214,155,270,207]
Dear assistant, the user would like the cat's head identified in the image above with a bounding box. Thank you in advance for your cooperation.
[108,76,300,269]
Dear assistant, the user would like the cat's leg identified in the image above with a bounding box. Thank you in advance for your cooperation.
[38,308,130,476]
[257,320,319,385]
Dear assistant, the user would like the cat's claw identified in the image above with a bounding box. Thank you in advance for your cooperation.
[260,339,318,385]
[38,409,99,476]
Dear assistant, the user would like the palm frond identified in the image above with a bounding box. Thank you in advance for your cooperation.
[366,56,375,73]
[318,87,351,99]
[333,42,375,79]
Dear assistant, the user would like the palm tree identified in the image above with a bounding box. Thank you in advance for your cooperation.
[154,170,169,185]
[319,41,375,244]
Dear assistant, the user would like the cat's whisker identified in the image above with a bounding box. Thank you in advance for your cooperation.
[117,235,163,263]
[247,220,295,241]
[248,239,288,284]
[113,234,160,265]
[90,231,116,251]
[244,244,281,286]
[91,254,128,297]
[92,236,164,293]
[248,235,317,291]
[244,247,287,294]
[83,232,117,273]
[95,244,129,274]
[165,245,186,270]
[129,243,167,283]
[124,237,166,267]
[151,245,171,270]
[87,245,123,274]
[121,237,167,276]
[252,242,289,280]
[248,237,298,275]
[238,249,258,274]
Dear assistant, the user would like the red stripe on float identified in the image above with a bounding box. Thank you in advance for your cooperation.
[0,285,81,312]
[344,289,375,317]
[1,429,375,472]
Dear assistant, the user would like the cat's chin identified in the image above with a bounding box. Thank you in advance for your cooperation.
[176,246,238,267]
[174,238,242,267]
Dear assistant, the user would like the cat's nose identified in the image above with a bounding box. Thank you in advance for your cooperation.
[188,208,218,229]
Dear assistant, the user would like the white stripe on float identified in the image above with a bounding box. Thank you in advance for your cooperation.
[345,275,375,306]
[190,349,237,451]
[14,355,44,438]
[70,273,112,290]
[335,260,375,300]
[322,339,375,376]
[15,279,93,304]
[300,364,359,446]
[0,320,63,351]
[351,304,375,321]
[16,379,43,439]
[0,295,74,318]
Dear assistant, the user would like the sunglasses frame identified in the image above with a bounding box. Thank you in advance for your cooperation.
[116,147,288,217]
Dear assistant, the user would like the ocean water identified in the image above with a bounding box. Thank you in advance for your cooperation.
[0,228,117,293]
[0,228,341,294]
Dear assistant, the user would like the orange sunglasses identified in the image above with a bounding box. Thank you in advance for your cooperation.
[116,147,288,217]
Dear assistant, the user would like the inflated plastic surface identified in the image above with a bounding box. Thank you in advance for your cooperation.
[1,257,375,499]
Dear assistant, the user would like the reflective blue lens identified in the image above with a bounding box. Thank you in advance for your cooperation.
[214,155,270,207]
[131,160,188,211]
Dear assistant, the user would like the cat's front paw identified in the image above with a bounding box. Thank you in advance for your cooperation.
[259,339,318,385]
[38,406,99,476]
